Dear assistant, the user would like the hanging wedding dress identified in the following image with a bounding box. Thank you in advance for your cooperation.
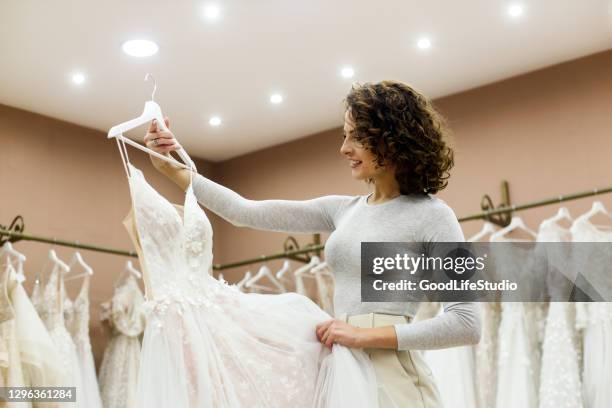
[39,266,84,407]
[118,153,378,407]
[537,220,582,408]
[63,276,103,408]
[1,260,28,407]
[2,259,64,407]
[473,301,501,408]
[491,235,545,408]
[98,274,146,408]
[571,216,612,408]
[469,228,500,408]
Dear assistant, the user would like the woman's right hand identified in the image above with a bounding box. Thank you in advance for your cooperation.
[144,117,182,173]
[143,117,192,191]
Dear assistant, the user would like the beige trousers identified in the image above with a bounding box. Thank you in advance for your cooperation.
[339,313,442,408]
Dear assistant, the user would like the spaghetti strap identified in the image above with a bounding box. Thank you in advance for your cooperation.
[115,136,133,178]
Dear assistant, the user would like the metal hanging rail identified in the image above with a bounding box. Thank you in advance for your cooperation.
[213,243,325,271]
[2,184,612,270]
[0,227,138,258]
[458,185,612,223]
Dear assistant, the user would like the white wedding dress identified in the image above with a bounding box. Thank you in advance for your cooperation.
[119,157,378,407]
[474,302,501,408]
[98,274,146,408]
[3,260,64,408]
[490,236,546,408]
[571,217,612,408]
[537,220,583,408]
[39,266,84,407]
[63,276,103,408]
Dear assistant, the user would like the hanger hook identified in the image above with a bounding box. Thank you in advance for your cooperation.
[144,73,157,101]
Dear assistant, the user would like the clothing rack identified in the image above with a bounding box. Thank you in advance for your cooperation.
[0,217,138,258]
[2,184,612,271]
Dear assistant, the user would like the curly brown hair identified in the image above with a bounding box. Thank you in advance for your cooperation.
[344,80,454,195]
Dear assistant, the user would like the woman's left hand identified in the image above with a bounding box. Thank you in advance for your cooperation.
[316,319,364,349]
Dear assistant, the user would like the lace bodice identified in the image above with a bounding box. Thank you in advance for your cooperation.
[63,275,91,343]
[126,163,216,301]
[107,275,145,338]
[40,267,66,331]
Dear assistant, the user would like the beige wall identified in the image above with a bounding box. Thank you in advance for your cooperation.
[2,49,612,365]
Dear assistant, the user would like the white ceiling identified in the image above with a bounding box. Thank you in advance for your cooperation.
[1,1,611,161]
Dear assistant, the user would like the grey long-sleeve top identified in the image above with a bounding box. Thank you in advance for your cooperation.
[192,174,481,350]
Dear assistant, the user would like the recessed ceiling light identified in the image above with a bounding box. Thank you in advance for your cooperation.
[341,67,355,78]
[270,94,283,104]
[71,72,85,85]
[507,4,523,17]
[209,116,222,127]
[122,39,159,57]
[417,37,431,50]
[203,4,220,19]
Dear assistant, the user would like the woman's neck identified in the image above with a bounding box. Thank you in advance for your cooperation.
[368,174,401,204]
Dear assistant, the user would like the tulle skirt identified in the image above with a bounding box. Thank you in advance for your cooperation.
[136,289,378,408]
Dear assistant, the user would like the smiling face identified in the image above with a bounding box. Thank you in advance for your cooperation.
[340,110,387,181]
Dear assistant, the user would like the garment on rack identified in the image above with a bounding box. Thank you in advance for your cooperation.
[466,227,500,408]
[63,276,103,408]
[98,274,145,408]
[0,261,28,407]
[120,160,378,408]
[491,235,546,408]
[39,266,84,407]
[537,220,583,408]
[571,217,612,408]
[2,260,64,408]
[31,278,42,314]
[473,302,501,408]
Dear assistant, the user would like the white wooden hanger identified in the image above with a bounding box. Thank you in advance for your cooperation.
[575,201,612,224]
[245,265,285,292]
[310,261,330,274]
[64,251,94,281]
[490,216,537,241]
[236,271,252,291]
[468,221,498,242]
[294,256,321,278]
[125,260,142,279]
[275,260,292,279]
[1,242,26,263]
[1,242,27,283]
[114,260,142,287]
[541,207,573,227]
[48,249,70,273]
[107,74,197,171]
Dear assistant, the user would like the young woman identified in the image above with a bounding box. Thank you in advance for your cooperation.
[144,80,481,408]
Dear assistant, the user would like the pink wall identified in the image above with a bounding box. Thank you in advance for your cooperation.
[2,49,611,365]
[436,49,612,235]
